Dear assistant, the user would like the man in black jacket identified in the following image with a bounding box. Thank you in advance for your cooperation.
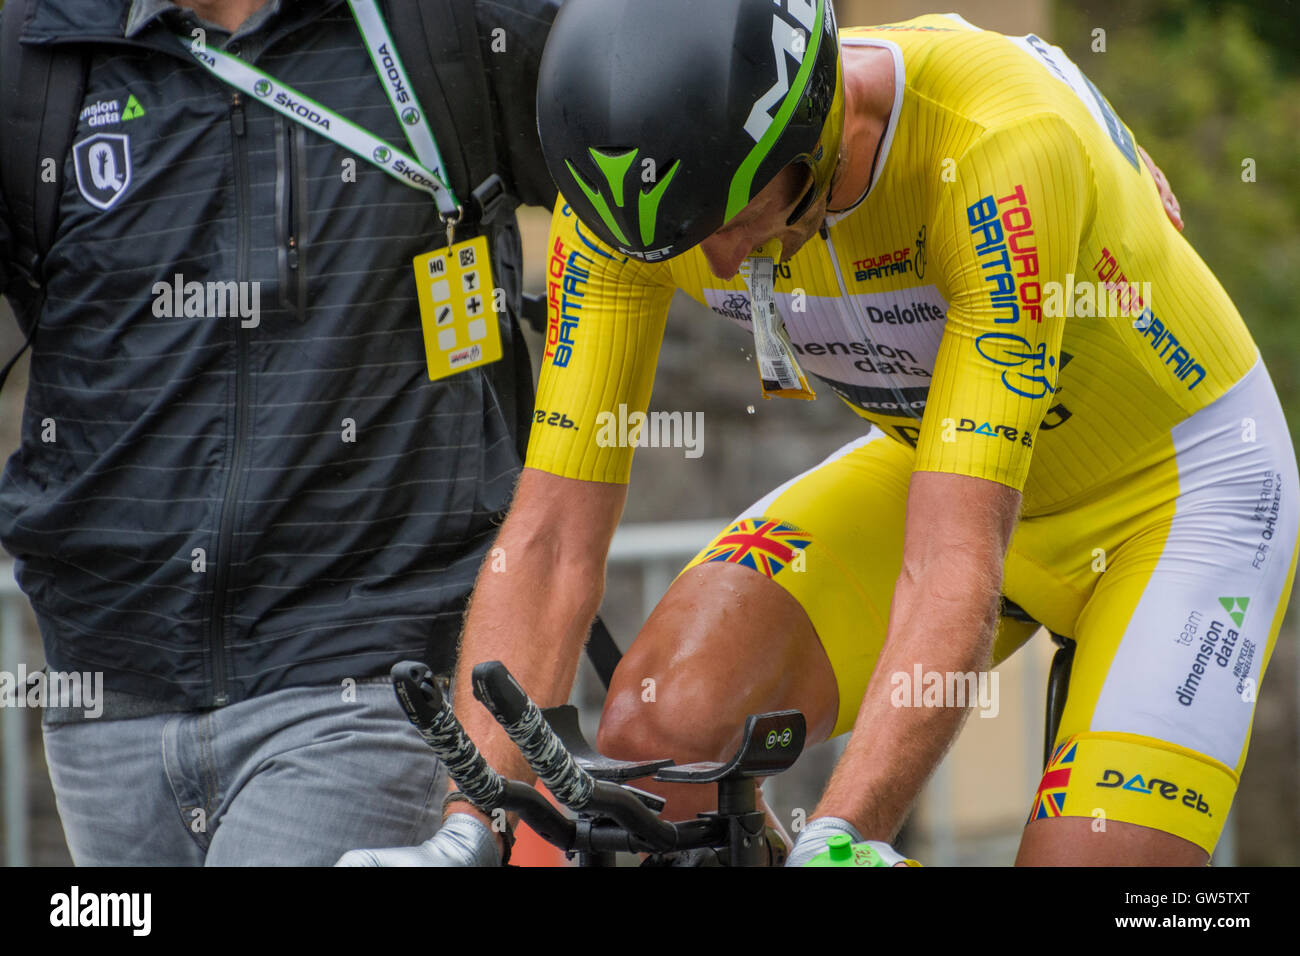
[0,0,558,865]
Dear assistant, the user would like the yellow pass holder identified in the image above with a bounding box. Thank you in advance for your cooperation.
[413,235,503,380]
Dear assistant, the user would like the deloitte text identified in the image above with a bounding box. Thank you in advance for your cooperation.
[152,273,261,328]
[0,665,103,719]
[890,664,999,718]
[595,404,704,459]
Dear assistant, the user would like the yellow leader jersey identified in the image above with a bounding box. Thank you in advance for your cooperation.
[526,14,1259,516]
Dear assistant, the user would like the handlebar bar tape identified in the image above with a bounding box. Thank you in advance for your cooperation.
[391,661,506,811]
[472,661,596,810]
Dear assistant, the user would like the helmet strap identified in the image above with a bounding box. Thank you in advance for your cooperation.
[785,168,819,227]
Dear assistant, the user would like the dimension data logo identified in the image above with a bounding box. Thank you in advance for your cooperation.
[1218,596,1249,627]
[79,94,144,128]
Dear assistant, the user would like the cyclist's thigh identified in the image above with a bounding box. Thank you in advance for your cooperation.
[1028,363,1299,856]
[665,427,1036,741]
[202,680,445,865]
[43,713,206,866]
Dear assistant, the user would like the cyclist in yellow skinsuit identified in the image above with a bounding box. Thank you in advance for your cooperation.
[421,0,1298,867]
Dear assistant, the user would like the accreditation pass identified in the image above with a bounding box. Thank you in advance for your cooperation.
[413,235,503,380]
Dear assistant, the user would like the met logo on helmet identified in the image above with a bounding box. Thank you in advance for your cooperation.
[565,147,681,250]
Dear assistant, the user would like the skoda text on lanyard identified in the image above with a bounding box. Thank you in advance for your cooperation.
[178,0,503,381]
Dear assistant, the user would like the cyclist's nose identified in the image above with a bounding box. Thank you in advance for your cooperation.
[700,232,756,281]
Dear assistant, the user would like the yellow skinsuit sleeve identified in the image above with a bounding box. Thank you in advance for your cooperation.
[524,197,678,483]
[916,113,1091,490]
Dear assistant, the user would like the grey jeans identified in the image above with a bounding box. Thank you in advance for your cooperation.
[42,679,447,865]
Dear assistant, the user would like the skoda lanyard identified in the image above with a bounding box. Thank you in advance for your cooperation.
[177,0,506,382]
[178,0,462,246]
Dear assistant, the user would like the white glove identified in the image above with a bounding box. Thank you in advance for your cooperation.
[335,812,501,867]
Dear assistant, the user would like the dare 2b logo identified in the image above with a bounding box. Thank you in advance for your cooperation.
[1096,769,1213,818]
[73,133,133,211]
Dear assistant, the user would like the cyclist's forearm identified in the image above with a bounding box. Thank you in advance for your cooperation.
[446,469,626,795]
[822,587,995,836]
[814,562,1000,839]
[451,523,606,789]
[813,471,1017,841]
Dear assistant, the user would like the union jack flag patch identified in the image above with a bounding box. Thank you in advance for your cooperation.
[1028,737,1078,822]
[700,518,811,579]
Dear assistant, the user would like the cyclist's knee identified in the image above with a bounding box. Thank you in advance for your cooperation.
[597,642,743,764]
[598,565,834,760]
[597,691,740,765]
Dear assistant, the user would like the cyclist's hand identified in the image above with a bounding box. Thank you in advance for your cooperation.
[1138,144,1183,232]
[786,816,862,867]
[334,812,501,867]
[785,816,914,867]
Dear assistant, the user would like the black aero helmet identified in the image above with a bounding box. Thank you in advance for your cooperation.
[537,0,845,262]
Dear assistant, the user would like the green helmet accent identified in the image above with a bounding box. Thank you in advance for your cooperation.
[725,5,838,224]
[566,149,685,250]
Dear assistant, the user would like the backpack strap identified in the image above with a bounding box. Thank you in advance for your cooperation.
[0,0,90,390]
[396,0,548,336]
[383,0,505,227]
[384,0,535,455]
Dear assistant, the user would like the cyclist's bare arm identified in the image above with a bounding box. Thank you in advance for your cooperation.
[448,468,627,846]
[814,470,1020,839]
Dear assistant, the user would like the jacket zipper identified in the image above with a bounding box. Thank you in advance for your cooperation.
[287,126,307,314]
[285,125,298,273]
[276,123,308,317]
[206,90,253,707]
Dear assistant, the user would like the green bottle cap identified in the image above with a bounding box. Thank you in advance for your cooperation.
[828,834,853,862]
[804,835,887,867]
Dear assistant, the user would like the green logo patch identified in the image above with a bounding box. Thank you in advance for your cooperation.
[122,94,146,120]
[1218,596,1249,628]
